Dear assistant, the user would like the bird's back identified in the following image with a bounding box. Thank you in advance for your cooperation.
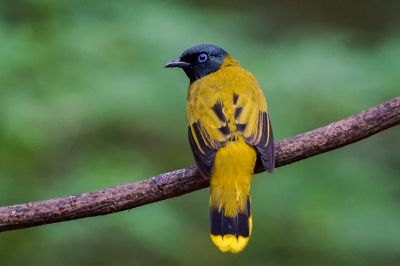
[165,44,274,253]
[186,55,271,253]
[187,55,268,144]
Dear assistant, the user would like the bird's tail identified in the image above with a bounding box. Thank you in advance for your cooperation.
[209,140,256,253]
[210,170,252,253]
[210,191,252,253]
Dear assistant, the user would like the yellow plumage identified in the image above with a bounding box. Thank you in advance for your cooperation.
[165,44,274,253]
[211,139,255,217]
[210,139,255,252]
[186,55,272,253]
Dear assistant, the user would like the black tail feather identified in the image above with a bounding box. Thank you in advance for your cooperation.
[210,198,251,238]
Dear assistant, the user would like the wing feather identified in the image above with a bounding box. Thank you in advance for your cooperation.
[234,86,275,173]
[187,72,274,176]
[188,101,230,178]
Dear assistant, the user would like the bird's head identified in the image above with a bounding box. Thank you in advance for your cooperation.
[165,44,228,83]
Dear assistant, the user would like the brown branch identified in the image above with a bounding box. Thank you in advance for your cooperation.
[0,97,399,232]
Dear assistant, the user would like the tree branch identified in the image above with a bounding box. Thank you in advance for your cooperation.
[0,97,399,232]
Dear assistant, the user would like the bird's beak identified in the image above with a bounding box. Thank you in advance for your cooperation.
[164,59,191,68]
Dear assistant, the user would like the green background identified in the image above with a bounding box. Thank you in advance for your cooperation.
[0,1,399,265]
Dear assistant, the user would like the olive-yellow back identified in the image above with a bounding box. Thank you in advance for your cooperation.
[186,55,274,253]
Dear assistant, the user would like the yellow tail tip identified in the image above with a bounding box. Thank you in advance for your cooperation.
[210,234,250,253]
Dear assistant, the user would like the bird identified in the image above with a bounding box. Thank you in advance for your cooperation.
[165,44,274,253]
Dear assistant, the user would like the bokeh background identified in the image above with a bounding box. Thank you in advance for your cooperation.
[0,0,399,265]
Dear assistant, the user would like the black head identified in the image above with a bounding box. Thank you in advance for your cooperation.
[165,44,228,83]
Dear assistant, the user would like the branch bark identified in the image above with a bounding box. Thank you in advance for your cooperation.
[0,97,399,232]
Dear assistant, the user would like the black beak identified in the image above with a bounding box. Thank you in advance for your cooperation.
[164,59,191,68]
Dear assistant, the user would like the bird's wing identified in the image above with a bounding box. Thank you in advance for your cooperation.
[187,98,230,178]
[234,84,275,173]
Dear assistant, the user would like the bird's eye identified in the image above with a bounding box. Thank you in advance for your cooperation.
[197,53,208,63]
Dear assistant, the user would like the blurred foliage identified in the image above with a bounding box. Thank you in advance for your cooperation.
[0,0,399,265]
[188,0,400,41]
